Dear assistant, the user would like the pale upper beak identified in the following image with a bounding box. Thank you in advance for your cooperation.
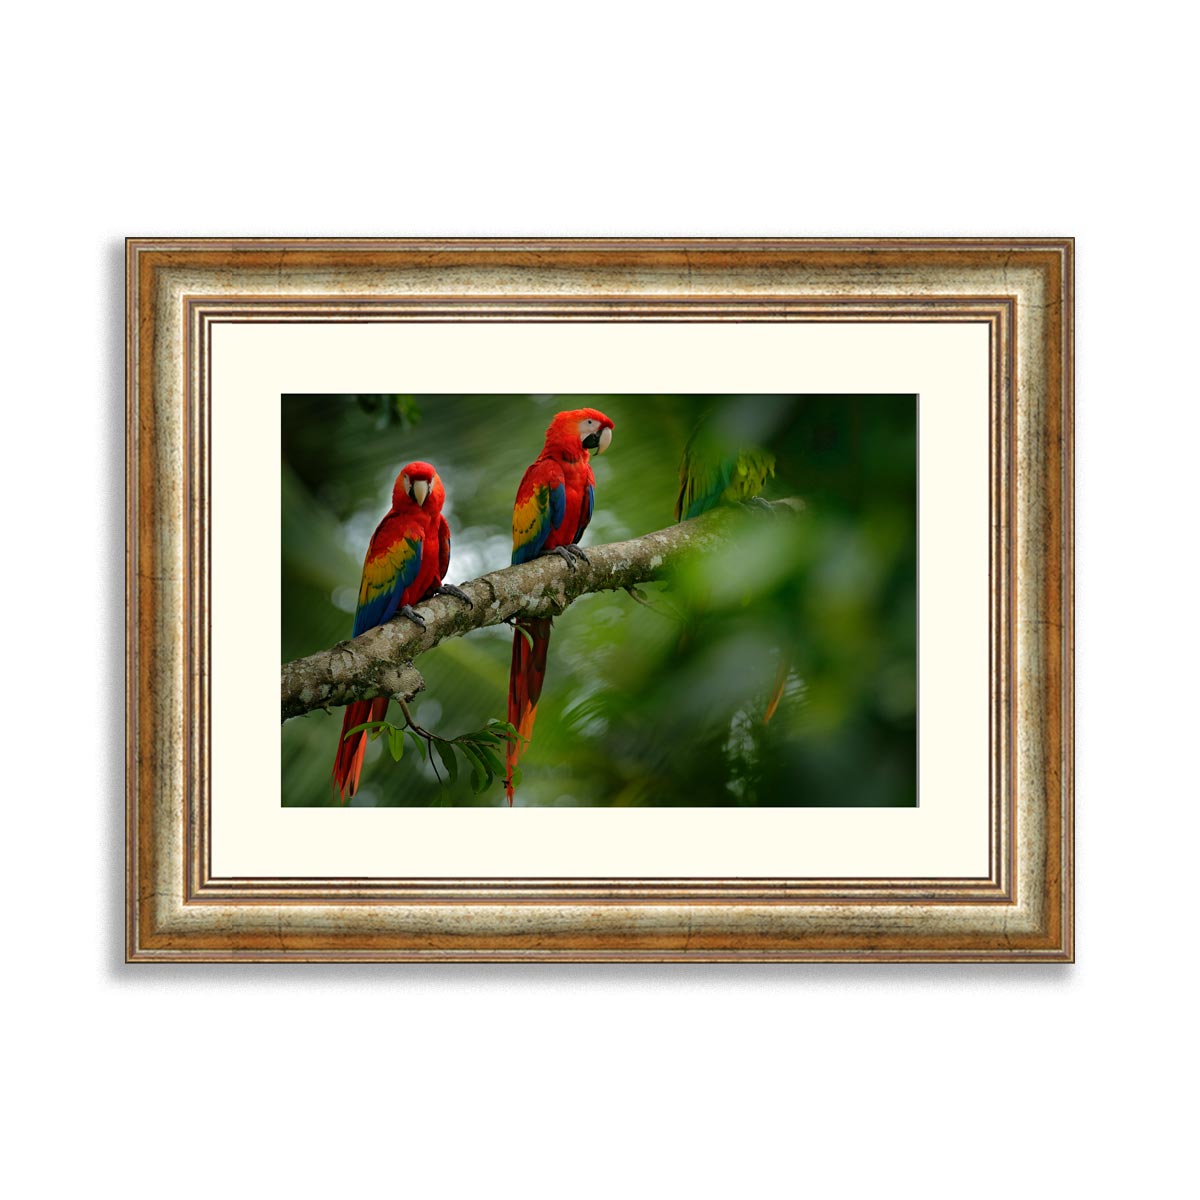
[412,478,430,506]
[596,426,613,454]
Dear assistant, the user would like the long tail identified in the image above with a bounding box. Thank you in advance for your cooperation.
[505,617,552,805]
[332,696,389,802]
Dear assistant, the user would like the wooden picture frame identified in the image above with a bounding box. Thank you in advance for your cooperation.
[126,237,1073,962]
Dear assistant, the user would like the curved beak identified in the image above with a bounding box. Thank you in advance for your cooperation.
[412,478,430,506]
[596,426,613,454]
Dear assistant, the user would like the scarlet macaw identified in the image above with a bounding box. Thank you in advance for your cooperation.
[676,417,789,721]
[505,408,614,804]
[332,461,471,801]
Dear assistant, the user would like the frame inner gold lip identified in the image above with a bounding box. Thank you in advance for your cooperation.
[187,294,1012,905]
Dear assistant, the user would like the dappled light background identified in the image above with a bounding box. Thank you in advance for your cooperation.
[281,394,916,807]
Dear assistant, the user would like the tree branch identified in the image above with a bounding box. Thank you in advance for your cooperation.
[281,499,801,722]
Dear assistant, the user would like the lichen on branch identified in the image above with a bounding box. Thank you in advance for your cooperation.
[280,499,801,722]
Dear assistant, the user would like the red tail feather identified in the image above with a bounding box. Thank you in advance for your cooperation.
[505,617,553,805]
[332,697,389,802]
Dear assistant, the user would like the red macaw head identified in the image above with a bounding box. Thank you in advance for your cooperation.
[393,461,445,512]
[545,408,614,457]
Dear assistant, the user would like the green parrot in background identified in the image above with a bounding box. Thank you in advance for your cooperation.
[675,436,777,521]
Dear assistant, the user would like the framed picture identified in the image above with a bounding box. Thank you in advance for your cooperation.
[126,237,1073,962]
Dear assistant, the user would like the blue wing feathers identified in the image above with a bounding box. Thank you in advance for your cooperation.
[549,483,566,531]
[574,483,594,543]
[352,534,423,636]
[512,476,567,564]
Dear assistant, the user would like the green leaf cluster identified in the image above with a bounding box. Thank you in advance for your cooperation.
[343,718,521,796]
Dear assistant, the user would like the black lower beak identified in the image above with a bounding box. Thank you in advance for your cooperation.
[582,432,601,450]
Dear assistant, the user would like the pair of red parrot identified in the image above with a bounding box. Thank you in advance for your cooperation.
[332,408,615,804]
[332,404,784,804]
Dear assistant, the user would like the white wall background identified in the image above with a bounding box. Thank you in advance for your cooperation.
[5,2,1194,1195]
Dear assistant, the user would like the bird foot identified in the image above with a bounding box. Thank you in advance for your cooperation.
[397,605,427,629]
[545,543,589,570]
[432,583,473,607]
[739,496,775,514]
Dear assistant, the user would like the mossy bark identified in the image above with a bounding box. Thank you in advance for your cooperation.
[280,501,800,721]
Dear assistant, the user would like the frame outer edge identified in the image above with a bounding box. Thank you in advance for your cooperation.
[125,238,1074,963]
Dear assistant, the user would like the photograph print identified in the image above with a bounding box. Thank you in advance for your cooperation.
[281,394,917,808]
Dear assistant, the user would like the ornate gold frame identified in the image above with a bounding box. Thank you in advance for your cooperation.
[126,238,1072,962]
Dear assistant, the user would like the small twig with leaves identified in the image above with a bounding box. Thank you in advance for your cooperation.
[623,584,685,622]
[343,705,525,797]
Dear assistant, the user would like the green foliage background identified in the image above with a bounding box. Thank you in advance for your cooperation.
[281,394,917,807]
